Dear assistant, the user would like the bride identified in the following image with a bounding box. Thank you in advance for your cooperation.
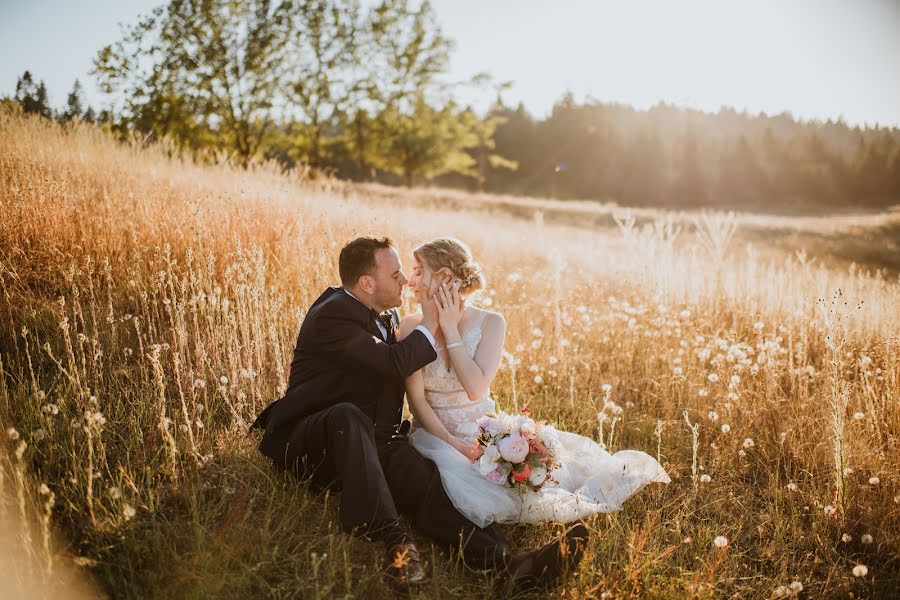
[397,238,670,528]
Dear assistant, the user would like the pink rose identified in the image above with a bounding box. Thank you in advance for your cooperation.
[485,469,507,485]
[498,434,530,463]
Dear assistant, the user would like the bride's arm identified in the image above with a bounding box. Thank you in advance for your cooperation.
[398,316,476,459]
[445,312,505,401]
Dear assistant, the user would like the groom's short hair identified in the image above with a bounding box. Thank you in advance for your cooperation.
[339,236,394,286]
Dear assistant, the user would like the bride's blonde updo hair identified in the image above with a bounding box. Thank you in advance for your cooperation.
[414,238,486,295]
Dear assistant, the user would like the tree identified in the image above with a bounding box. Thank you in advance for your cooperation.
[94,0,290,165]
[374,95,477,186]
[284,0,362,169]
[14,71,52,118]
[62,79,85,122]
[348,0,452,179]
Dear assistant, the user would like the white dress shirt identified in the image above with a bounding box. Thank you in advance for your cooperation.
[342,288,437,347]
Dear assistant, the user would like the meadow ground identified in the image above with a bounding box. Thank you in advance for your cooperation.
[1,110,898,599]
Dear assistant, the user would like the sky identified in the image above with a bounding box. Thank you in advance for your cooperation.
[1,0,899,127]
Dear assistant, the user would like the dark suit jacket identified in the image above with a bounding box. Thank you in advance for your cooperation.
[252,286,437,457]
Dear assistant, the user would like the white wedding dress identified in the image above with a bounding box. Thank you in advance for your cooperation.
[409,310,671,527]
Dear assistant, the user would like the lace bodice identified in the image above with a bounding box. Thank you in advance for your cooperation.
[415,309,495,441]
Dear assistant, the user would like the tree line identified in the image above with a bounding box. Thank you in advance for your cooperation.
[4,0,899,211]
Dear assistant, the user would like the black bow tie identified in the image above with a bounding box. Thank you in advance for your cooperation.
[372,310,394,332]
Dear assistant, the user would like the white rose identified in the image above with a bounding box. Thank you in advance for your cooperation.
[519,420,538,439]
[478,447,500,475]
[528,466,548,486]
[482,445,501,463]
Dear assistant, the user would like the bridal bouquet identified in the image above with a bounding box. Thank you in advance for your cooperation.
[474,408,558,493]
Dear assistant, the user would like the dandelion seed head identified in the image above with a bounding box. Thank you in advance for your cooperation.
[852,564,868,577]
[786,482,798,492]
[742,438,754,449]
[720,424,731,434]
[841,533,852,543]
[7,427,19,441]
[123,504,136,521]
[713,535,728,548]
[700,474,711,483]
[861,533,873,544]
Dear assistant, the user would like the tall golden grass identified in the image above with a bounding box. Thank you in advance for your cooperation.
[1,109,898,598]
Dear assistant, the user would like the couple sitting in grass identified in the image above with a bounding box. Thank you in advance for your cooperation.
[251,236,669,592]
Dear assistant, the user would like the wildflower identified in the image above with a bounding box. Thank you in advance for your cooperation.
[860,355,872,366]
[869,476,880,485]
[92,412,106,427]
[790,581,803,594]
[786,482,798,492]
[753,321,764,330]
[726,391,739,401]
[194,379,206,389]
[730,375,740,385]
[548,356,558,365]
[123,504,136,521]
[707,410,719,422]
[7,427,19,441]
[713,535,728,548]
[861,533,873,544]
[700,474,711,483]
[852,564,868,577]
[679,309,691,319]
[108,486,121,500]
[852,412,865,421]
[824,505,836,516]
[742,438,754,449]
[773,585,792,599]
[33,429,46,442]
[219,375,228,385]
[531,340,542,349]
[720,424,731,434]
[841,533,852,543]
[533,375,543,384]
[682,536,692,544]
[601,383,612,393]
[38,483,50,496]
[698,388,708,397]
[673,367,683,376]
[738,449,747,457]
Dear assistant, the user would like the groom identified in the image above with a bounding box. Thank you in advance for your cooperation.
[251,236,587,591]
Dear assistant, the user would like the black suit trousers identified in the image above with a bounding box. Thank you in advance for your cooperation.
[275,402,509,568]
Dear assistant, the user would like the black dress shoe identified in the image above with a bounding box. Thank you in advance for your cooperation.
[497,523,589,593]
[384,540,431,591]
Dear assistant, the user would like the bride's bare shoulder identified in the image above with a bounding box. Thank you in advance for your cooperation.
[473,307,506,331]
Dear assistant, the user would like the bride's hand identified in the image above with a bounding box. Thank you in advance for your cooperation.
[435,280,464,335]
[455,440,484,462]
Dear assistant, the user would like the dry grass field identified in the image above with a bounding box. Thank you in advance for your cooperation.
[1,109,898,599]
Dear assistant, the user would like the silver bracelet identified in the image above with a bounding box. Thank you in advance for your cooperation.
[445,340,465,350]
